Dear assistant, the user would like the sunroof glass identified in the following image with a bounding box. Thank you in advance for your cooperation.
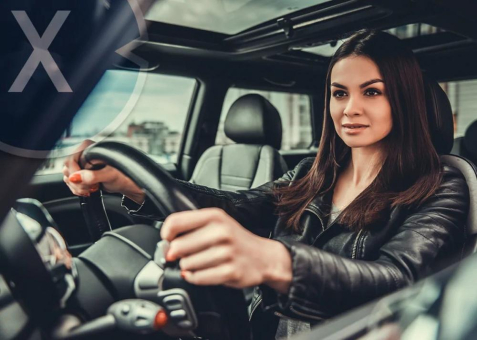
[145,0,332,35]
[302,23,445,57]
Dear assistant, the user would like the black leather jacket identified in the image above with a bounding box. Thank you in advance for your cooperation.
[135,157,469,338]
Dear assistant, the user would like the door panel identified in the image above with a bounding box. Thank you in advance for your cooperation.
[42,195,139,255]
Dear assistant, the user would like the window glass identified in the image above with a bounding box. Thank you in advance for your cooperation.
[216,88,312,150]
[440,80,477,138]
[37,70,196,175]
[385,23,445,40]
[304,24,448,57]
[146,0,331,35]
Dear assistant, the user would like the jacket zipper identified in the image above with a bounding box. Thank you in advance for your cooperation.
[248,230,274,321]
[352,229,364,259]
[265,207,363,324]
[249,297,262,321]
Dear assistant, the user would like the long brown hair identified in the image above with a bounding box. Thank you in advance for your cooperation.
[275,29,442,232]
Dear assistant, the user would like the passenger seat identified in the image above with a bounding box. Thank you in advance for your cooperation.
[190,94,288,191]
[452,120,477,166]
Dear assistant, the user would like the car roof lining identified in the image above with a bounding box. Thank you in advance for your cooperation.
[134,0,477,85]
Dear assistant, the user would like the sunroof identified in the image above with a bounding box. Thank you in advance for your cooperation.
[302,23,446,57]
[145,0,332,35]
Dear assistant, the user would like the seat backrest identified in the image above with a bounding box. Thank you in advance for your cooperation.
[425,78,477,253]
[450,121,477,166]
[190,94,288,191]
[462,120,477,165]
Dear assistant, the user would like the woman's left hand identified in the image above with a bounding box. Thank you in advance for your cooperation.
[160,208,292,293]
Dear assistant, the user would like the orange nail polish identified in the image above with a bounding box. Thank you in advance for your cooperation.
[180,270,187,279]
[69,173,82,183]
[90,186,99,193]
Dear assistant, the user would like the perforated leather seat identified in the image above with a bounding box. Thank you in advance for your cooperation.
[190,94,288,191]
[425,79,477,254]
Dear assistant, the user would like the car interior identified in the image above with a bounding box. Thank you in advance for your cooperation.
[0,0,476,339]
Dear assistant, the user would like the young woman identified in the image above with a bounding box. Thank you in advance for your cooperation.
[63,30,469,339]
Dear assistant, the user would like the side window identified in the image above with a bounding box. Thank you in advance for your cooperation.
[37,70,196,174]
[441,80,477,138]
[216,88,312,150]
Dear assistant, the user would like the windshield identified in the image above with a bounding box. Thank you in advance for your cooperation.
[146,0,331,35]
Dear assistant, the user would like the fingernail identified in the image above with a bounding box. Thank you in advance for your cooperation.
[69,173,82,183]
[90,186,99,193]
[180,270,189,279]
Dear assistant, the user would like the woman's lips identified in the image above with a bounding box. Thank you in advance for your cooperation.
[342,124,369,134]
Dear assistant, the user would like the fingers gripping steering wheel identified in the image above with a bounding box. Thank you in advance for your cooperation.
[78,141,252,340]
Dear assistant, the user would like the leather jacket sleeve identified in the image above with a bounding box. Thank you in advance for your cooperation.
[262,166,469,320]
[127,160,306,235]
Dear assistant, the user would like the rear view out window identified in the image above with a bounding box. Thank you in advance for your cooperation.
[441,80,477,138]
[216,88,312,150]
[37,70,196,175]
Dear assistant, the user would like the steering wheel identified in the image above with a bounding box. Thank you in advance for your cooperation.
[76,141,252,340]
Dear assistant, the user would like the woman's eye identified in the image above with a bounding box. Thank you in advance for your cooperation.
[364,88,381,96]
[332,90,347,98]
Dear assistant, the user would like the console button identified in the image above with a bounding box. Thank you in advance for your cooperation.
[163,295,184,310]
[170,309,187,319]
[178,320,193,329]
[121,304,130,315]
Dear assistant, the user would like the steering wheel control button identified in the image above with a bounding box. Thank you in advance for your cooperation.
[163,295,185,310]
[178,320,193,329]
[170,309,187,319]
[108,299,163,334]
[158,288,198,335]
[154,240,170,268]
[121,304,131,315]
[134,317,150,328]
[154,310,168,330]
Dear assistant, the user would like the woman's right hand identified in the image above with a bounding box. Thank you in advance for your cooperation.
[62,140,145,203]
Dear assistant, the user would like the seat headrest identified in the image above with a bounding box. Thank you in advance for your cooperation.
[224,94,282,149]
[464,120,477,159]
[424,77,454,154]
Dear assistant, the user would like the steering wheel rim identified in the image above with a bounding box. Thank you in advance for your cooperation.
[80,141,197,214]
[78,141,252,340]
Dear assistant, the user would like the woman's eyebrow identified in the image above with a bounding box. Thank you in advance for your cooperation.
[360,79,384,88]
[330,79,384,89]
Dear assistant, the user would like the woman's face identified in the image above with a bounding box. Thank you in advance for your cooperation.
[329,56,392,149]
